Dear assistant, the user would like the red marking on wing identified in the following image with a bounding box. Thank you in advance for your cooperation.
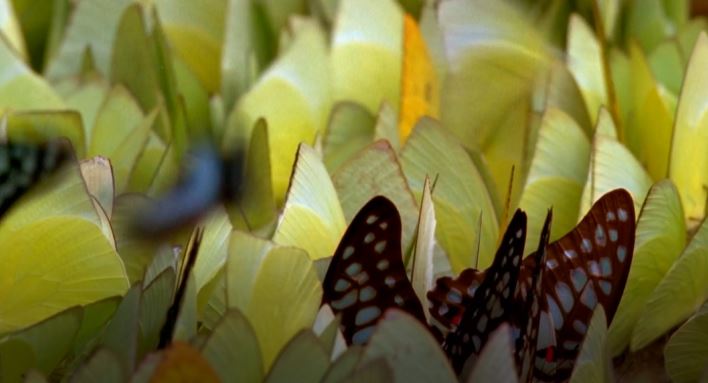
[428,189,636,381]
[442,209,527,372]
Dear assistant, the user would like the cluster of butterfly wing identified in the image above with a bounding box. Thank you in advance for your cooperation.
[322,189,635,382]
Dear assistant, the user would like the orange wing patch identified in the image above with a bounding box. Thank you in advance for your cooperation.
[399,14,439,142]
[149,342,220,383]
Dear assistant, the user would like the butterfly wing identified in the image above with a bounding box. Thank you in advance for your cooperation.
[536,189,635,379]
[443,209,527,372]
[514,210,552,382]
[322,196,427,345]
[427,267,486,332]
[0,139,72,216]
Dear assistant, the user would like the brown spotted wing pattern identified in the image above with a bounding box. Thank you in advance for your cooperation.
[442,209,527,372]
[514,210,552,382]
[535,189,635,380]
[322,196,428,345]
[428,189,635,381]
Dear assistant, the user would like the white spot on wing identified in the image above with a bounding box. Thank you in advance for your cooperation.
[374,240,387,253]
[360,286,376,302]
[618,208,629,222]
[385,276,396,287]
[377,259,389,270]
[342,246,355,260]
[355,306,381,326]
[332,289,358,310]
[334,279,350,292]
[555,282,574,312]
[345,263,362,276]
[609,229,618,242]
[581,238,592,253]
[617,246,627,263]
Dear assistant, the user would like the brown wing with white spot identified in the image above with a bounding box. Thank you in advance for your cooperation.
[536,189,635,380]
[513,210,552,383]
[427,267,485,332]
[442,209,527,373]
[322,196,427,345]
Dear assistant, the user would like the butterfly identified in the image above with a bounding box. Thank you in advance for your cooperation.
[321,196,430,345]
[130,142,245,236]
[322,189,635,381]
[0,138,73,216]
[428,189,636,380]
[320,194,549,377]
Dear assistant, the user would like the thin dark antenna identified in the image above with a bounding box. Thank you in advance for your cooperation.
[502,165,516,229]
[474,210,483,270]
[431,173,441,194]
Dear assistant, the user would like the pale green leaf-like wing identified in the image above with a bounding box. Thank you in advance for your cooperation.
[665,302,708,383]
[608,180,686,355]
[519,107,590,249]
[570,307,611,383]
[632,219,708,350]
[225,22,331,203]
[331,0,403,114]
[264,330,330,383]
[246,247,322,369]
[201,309,263,383]
[332,140,418,251]
[70,348,124,383]
[401,118,498,272]
[411,177,436,321]
[273,144,346,260]
[464,324,519,383]
[361,309,456,383]
[669,32,708,224]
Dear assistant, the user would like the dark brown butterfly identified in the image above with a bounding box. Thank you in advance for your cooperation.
[442,208,529,373]
[321,195,547,374]
[321,196,429,344]
[428,189,636,380]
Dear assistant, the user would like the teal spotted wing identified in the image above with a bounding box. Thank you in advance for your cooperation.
[442,209,527,373]
[321,196,428,345]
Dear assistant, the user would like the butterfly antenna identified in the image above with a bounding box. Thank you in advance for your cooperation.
[474,210,483,270]
[430,173,440,195]
[496,165,516,248]
[589,138,597,207]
